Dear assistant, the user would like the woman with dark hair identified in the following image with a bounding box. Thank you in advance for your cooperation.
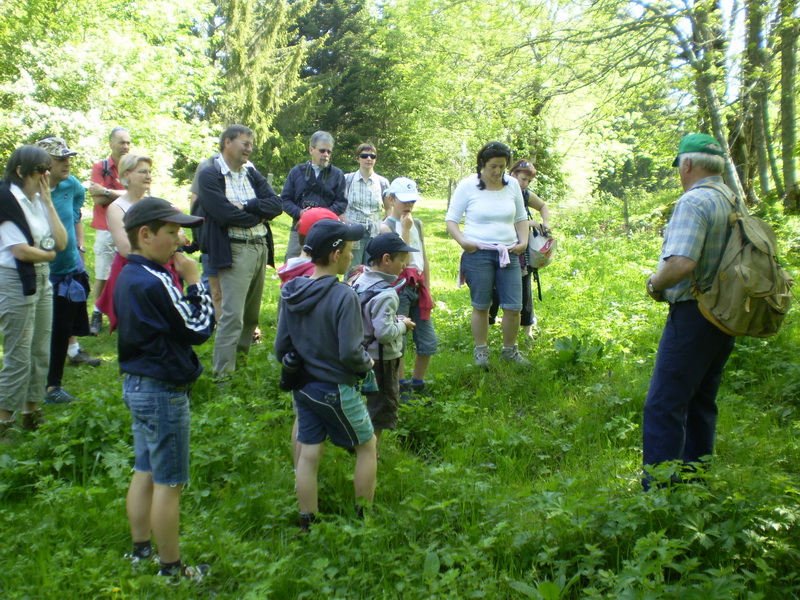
[488,159,551,340]
[445,142,530,368]
[0,146,68,434]
[343,142,389,270]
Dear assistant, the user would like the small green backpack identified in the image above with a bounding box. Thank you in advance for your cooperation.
[691,183,794,338]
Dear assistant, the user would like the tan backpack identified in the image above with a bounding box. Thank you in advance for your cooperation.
[691,183,794,337]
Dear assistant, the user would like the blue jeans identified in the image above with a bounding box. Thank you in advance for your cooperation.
[642,301,735,480]
[397,285,438,356]
[349,230,375,271]
[124,374,192,485]
[460,249,522,310]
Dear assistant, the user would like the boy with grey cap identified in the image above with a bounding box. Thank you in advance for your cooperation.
[275,219,377,532]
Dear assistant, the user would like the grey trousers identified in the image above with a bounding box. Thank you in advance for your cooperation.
[0,266,52,412]
[285,229,302,261]
[213,242,267,375]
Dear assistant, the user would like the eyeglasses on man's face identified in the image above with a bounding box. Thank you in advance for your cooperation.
[359,153,377,160]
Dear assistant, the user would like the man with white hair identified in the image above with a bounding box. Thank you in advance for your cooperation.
[281,131,348,259]
[642,133,736,488]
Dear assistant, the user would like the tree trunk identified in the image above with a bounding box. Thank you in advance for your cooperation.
[675,8,747,200]
[762,94,784,196]
[779,0,798,212]
[745,0,771,197]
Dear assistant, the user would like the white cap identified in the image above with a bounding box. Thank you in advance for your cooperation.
[386,177,421,202]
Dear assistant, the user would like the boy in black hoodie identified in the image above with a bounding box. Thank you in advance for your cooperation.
[275,219,377,531]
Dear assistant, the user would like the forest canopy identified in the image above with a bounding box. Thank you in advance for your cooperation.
[0,0,797,209]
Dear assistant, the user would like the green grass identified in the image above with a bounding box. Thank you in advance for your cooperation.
[1,196,798,599]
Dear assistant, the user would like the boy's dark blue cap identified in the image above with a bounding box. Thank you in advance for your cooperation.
[303,219,365,259]
[124,197,204,231]
[365,232,418,263]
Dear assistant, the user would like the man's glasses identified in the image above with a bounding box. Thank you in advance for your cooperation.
[34,164,50,174]
[359,153,377,160]
[316,148,333,154]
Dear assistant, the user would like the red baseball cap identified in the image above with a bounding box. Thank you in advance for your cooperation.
[297,207,339,235]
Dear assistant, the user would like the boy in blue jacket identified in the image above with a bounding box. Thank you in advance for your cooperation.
[114,197,215,581]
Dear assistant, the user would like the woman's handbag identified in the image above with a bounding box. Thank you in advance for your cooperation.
[526,228,557,269]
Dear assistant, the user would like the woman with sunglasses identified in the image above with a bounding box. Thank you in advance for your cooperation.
[343,143,389,270]
[488,159,551,341]
[0,146,68,434]
[445,142,530,368]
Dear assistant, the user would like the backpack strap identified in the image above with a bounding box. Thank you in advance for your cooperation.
[690,182,741,296]
[695,182,743,224]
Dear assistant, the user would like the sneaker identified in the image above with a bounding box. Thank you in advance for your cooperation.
[299,512,320,533]
[473,346,490,369]
[20,410,45,431]
[68,349,102,367]
[410,381,430,398]
[158,563,209,583]
[500,345,530,365]
[89,311,103,336]
[45,387,76,404]
[124,551,159,568]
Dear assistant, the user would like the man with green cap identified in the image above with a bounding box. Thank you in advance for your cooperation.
[641,133,735,488]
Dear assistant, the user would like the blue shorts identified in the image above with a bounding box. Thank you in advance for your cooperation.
[200,253,218,278]
[293,381,374,448]
[461,249,522,311]
[123,374,192,486]
[397,285,438,356]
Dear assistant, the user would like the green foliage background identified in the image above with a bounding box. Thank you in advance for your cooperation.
[1,195,798,598]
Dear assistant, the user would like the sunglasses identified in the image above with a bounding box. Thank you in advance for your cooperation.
[516,161,533,168]
[316,148,333,154]
[359,153,377,160]
[34,164,50,174]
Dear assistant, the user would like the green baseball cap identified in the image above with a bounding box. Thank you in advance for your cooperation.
[672,133,725,166]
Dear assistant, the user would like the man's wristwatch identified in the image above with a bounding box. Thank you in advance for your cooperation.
[647,278,659,294]
[78,245,87,253]
[103,188,111,197]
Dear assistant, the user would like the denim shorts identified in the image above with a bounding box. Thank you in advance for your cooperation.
[294,381,374,448]
[200,253,218,278]
[123,374,192,485]
[397,285,438,356]
[461,249,522,310]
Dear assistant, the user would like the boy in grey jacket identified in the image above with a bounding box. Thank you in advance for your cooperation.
[275,219,376,531]
[352,233,417,447]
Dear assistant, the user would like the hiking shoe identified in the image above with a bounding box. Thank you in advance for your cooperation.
[20,410,45,431]
[159,563,209,583]
[45,387,76,404]
[68,349,102,367]
[473,346,490,368]
[500,345,530,365]
[89,312,103,336]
